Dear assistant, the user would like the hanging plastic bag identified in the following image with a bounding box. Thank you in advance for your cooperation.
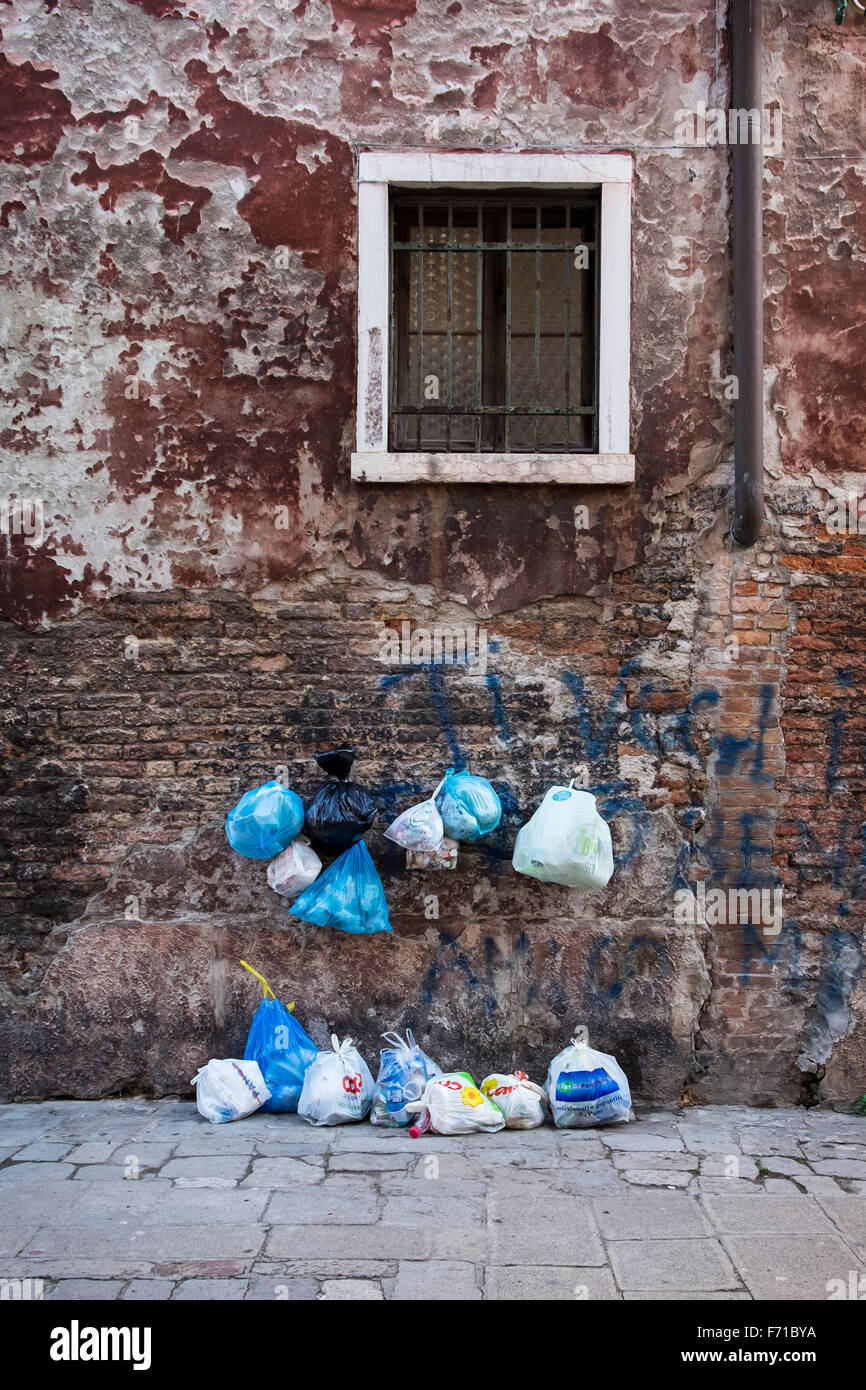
[545,1038,633,1128]
[436,768,502,842]
[287,839,392,934]
[385,776,446,852]
[304,747,379,852]
[226,780,304,860]
[405,1072,506,1135]
[512,782,614,889]
[191,1058,271,1124]
[298,1034,375,1125]
[267,835,321,897]
[240,960,318,1112]
[371,1029,442,1127]
[481,1070,548,1129]
[406,836,459,871]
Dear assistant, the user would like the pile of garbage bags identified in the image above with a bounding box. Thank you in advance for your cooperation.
[194,964,632,1132]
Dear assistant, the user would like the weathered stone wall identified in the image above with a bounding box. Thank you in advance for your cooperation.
[1,1,864,1106]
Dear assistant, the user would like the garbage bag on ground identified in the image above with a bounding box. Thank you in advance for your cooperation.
[241,960,318,1112]
[406,836,459,871]
[287,839,392,934]
[545,1038,633,1128]
[436,768,502,842]
[512,782,614,889]
[405,1071,506,1135]
[298,1034,375,1125]
[304,747,379,852]
[267,836,321,897]
[226,780,305,860]
[191,1058,271,1124]
[481,1070,548,1129]
[371,1029,442,1127]
[385,775,446,852]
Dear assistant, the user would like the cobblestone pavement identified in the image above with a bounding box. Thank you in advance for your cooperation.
[1,1101,865,1301]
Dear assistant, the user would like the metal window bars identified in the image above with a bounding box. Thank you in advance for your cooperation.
[389,190,600,454]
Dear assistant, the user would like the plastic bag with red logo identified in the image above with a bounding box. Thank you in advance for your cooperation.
[480,1070,549,1129]
[298,1034,375,1126]
[405,1071,506,1136]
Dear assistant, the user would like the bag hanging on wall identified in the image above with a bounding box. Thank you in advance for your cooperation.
[512,781,614,889]
[303,747,379,852]
[288,839,392,934]
[267,835,322,897]
[226,780,305,860]
[240,960,318,1113]
[384,775,447,852]
[298,1034,376,1126]
[370,1029,442,1127]
[435,768,502,842]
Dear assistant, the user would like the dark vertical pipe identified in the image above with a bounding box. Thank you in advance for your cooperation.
[730,0,764,546]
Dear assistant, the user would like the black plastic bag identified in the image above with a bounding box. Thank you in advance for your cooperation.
[304,747,379,852]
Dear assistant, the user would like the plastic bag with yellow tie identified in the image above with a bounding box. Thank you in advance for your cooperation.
[405,1071,506,1136]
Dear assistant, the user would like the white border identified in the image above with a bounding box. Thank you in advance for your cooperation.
[353,150,633,484]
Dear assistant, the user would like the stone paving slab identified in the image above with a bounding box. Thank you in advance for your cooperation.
[1,1101,864,1300]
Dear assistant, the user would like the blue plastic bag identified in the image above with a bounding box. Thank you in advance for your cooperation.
[226,780,304,860]
[240,961,318,1112]
[288,840,392,934]
[371,1030,442,1126]
[436,768,502,842]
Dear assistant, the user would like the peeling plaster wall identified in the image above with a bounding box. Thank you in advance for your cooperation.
[0,0,864,1105]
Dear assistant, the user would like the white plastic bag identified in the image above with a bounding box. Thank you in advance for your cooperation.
[385,777,446,852]
[405,1072,506,1135]
[371,1029,442,1127]
[267,835,322,897]
[191,1058,271,1124]
[545,1038,632,1128]
[481,1070,548,1129]
[298,1034,375,1126]
[406,836,458,871]
[512,782,614,889]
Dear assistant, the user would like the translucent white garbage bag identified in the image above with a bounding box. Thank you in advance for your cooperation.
[385,776,447,852]
[298,1034,375,1126]
[267,835,322,897]
[191,1058,271,1124]
[545,1038,633,1128]
[512,782,614,889]
[480,1070,548,1129]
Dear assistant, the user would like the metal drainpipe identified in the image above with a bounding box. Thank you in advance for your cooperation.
[730,0,764,547]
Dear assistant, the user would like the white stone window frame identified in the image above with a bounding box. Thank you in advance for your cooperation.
[352,150,634,486]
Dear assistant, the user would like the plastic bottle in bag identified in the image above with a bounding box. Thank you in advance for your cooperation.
[371,1029,442,1127]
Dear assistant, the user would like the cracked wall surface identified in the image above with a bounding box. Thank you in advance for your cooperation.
[0,0,864,1104]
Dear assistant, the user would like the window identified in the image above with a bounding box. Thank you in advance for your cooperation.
[389,191,599,454]
[353,151,634,485]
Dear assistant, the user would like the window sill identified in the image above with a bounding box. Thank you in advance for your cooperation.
[350,452,635,485]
